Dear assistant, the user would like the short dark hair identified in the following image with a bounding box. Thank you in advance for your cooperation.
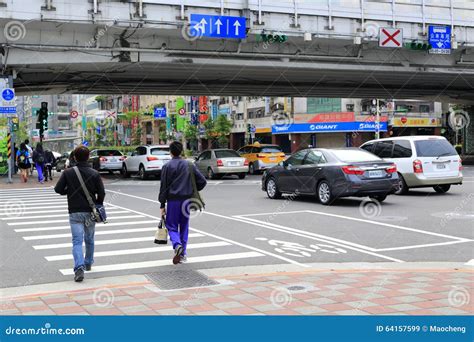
[24,139,29,145]
[74,146,90,162]
[169,141,183,157]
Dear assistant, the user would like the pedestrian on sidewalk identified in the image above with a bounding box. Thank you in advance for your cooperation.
[32,143,46,183]
[24,139,34,176]
[16,143,31,183]
[44,149,56,181]
[54,146,105,282]
[159,141,207,265]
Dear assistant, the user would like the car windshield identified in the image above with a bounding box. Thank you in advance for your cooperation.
[215,150,240,158]
[261,146,282,153]
[150,148,170,155]
[414,139,457,157]
[98,150,122,156]
[331,149,381,162]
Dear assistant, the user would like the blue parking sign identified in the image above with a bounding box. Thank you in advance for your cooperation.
[429,26,451,54]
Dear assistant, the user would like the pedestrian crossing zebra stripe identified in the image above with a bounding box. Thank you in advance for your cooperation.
[0,187,54,192]
[1,199,67,205]
[23,226,160,240]
[45,241,232,261]
[0,206,69,213]
[33,233,205,250]
[7,214,145,226]
[16,220,159,233]
[0,193,63,199]
[2,210,128,220]
[60,251,264,275]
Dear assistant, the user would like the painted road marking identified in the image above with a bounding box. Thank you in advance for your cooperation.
[23,227,160,240]
[0,206,69,213]
[2,210,128,220]
[46,241,231,261]
[60,251,264,275]
[33,233,205,250]
[7,215,145,226]
[16,220,158,232]
[465,259,474,266]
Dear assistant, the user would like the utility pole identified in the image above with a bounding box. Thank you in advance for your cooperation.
[375,98,380,139]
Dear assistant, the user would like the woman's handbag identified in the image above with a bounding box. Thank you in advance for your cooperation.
[154,215,168,244]
[73,167,107,223]
[188,162,205,211]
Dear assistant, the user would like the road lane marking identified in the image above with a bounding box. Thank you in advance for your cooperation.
[0,199,66,205]
[15,220,158,232]
[59,251,264,275]
[0,206,69,213]
[23,226,159,240]
[465,259,474,266]
[0,194,60,199]
[2,210,128,220]
[103,193,309,268]
[0,187,54,192]
[46,241,231,261]
[375,240,473,252]
[32,233,205,250]
[7,215,145,226]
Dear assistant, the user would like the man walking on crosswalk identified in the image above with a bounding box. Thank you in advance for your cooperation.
[54,146,105,282]
[159,141,207,265]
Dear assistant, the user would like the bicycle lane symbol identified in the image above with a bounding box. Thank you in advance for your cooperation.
[255,237,347,258]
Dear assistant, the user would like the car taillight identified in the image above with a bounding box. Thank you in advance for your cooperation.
[413,159,423,173]
[119,157,126,161]
[386,164,397,173]
[147,156,158,161]
[216,159,224,167]
[244,159,249,166]
[256,154,265,158]
[459,159,463,171]
[99,157,107,162]
[341,165,365,175]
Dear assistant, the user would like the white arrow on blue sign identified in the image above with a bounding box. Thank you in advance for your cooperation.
[1,88,15,101]
[428,25,451,54]
[154,107,167,119]
[189,14,246,39]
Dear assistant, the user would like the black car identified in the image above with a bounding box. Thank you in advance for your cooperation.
[261,148,399,205]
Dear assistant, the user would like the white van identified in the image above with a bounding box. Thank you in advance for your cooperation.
[361,136,463,194]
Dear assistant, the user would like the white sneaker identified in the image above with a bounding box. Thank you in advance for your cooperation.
[179,255,187,263]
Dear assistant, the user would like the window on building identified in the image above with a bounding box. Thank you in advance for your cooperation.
[419,104,430,113]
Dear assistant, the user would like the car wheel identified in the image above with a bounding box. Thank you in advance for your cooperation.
[238,173,246,179]
[266,178,282,199]
[370,195,387,202]
[433,184,451,193]
[394,173,409,195]
[121,164,130,178]
[108,170,114,175]
[249,163,258,175]
[317,180,334,205]
[207,167,216,180]
[139,164,148,180]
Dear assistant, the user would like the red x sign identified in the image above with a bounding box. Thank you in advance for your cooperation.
[379,28,402,48]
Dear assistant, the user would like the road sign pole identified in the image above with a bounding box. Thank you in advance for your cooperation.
[7,125,12,183]
[376,99,380,139]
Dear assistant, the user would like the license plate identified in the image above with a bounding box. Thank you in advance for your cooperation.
[368,170,384,178]
[269,157,277,162]
[229,161,238,166]
[436,164,446,169]
[109,158,116,162]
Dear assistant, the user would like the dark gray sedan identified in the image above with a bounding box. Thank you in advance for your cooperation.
[261,148,399,205]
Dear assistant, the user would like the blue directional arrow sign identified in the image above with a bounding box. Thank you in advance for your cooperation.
[154,107,167,119]
[428,25,451,54]
[189,14,246,39]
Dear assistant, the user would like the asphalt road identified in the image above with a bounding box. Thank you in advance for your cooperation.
[1,167,473,288]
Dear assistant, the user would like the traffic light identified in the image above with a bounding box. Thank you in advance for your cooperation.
[404,41,432,51]
[11,117,19,132]
[36,102,49,137]
[247,123,252,134]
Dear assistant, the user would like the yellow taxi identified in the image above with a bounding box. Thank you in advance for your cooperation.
[237,142,286,174]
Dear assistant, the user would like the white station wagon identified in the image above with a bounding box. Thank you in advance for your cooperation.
[361,136,463,194]
[121,145,171,180]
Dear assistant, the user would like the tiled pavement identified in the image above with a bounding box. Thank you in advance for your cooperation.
[1,269,473,316]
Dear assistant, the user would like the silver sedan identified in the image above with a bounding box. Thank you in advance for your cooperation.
[195,149,249,179]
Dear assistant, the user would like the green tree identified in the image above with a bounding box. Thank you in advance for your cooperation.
[203,117,215,142]
[214,115,233,147]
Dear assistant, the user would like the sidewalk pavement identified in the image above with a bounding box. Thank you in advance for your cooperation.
[1,173,59,189]
[1,264,472,316]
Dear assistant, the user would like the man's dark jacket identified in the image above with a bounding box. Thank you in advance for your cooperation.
[54,162,105,213]
[159,157,207,209]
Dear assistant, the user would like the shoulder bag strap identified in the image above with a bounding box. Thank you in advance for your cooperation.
[188,162,198,195]
[73,166,97,212]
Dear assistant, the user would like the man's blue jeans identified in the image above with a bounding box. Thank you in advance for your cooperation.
[69,212,95,271]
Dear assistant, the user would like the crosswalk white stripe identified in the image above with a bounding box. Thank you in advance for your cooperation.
[0,199,66,205]
[33,233,205,250]
[0,187,54,192]
[24,226,160,240]
[0,206,69,214]
[45,241,231,261]
[2,210,129,220]
[0,194,59,199]
[60,251,263,275]
[8,215,145,226]
[16,220,158,233]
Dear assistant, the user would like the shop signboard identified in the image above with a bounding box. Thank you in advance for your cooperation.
[272,121,388,134]
[392,117,441,127]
